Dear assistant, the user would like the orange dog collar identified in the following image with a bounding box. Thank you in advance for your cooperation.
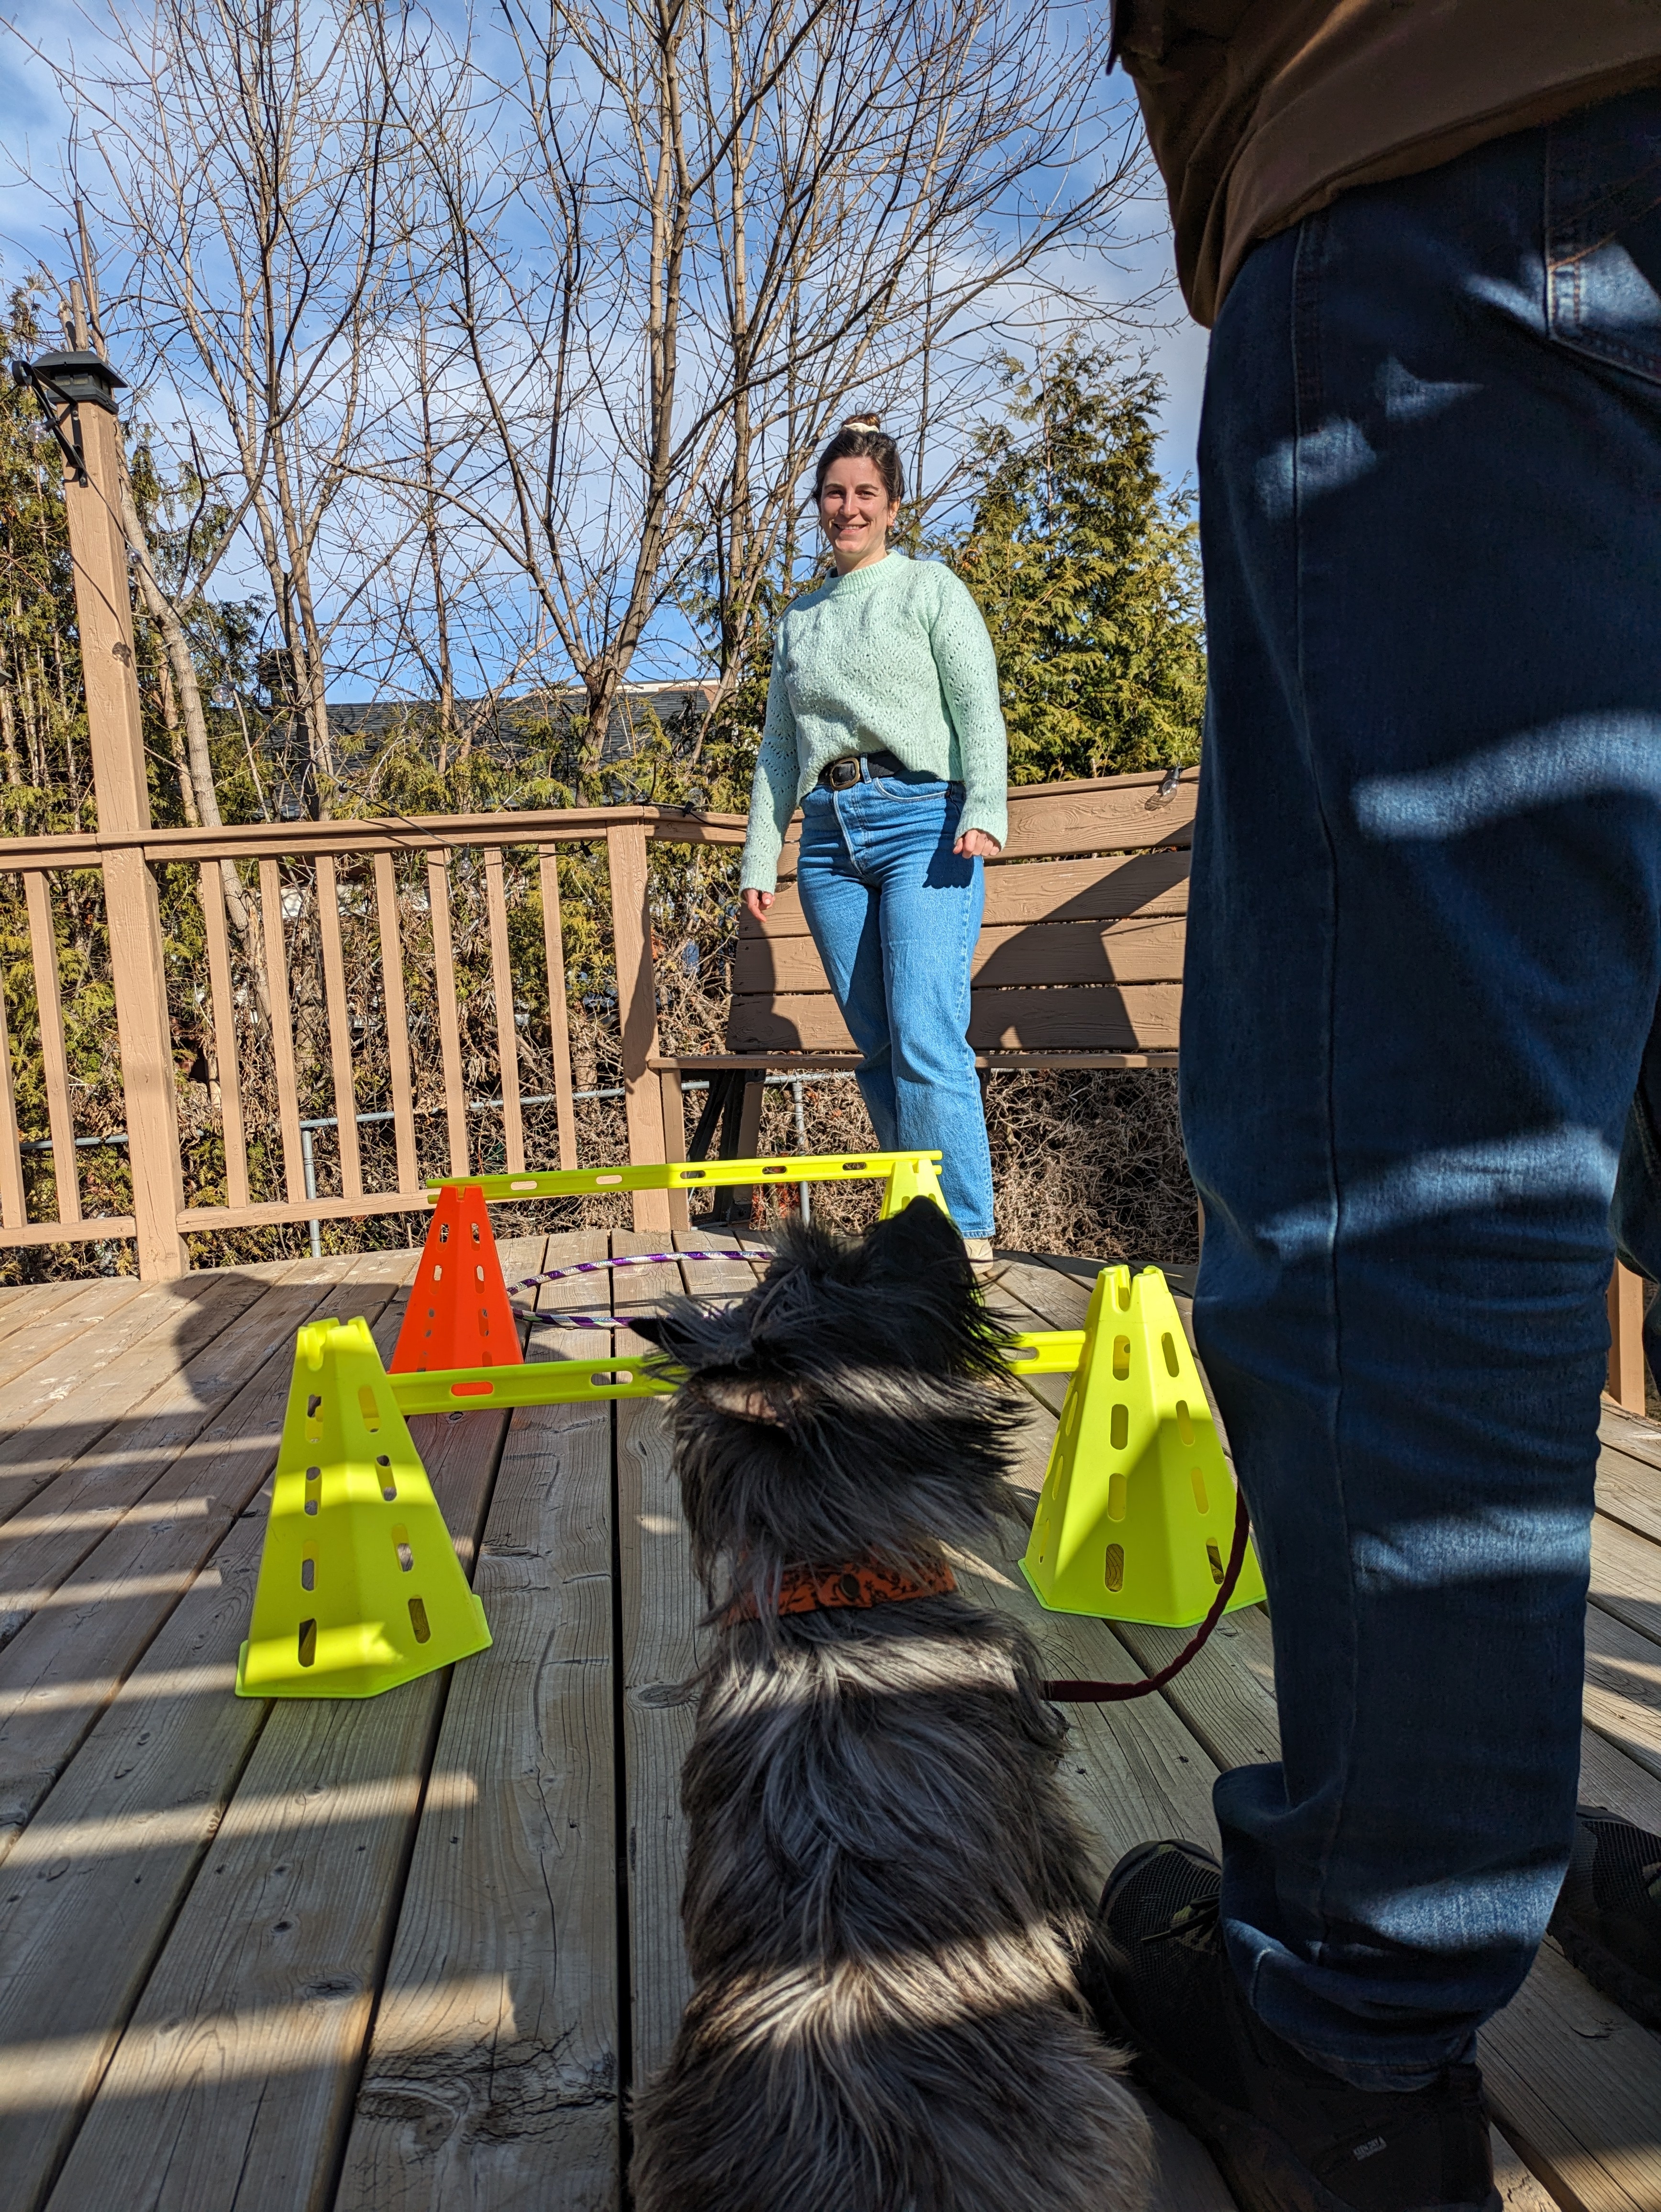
[729,1556,957,1623]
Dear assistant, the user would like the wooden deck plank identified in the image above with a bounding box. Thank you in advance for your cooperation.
[0,1261,323,1648]
[0,1256,414,1853]
[335,1235,625,2212]
[1589,1513,1661,1650]
[1583,1603,1661,1788]
[40,1252,528,2212]
[0,1275,234,1529]
[1595,1441,1661,1550]
[1598,1402,1661,1480]
[614,1233,702,2086]
[0,1280,142,1392]
[0,1275,415,2212]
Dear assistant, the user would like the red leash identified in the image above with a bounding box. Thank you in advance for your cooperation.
[1042,1489,1253,1703]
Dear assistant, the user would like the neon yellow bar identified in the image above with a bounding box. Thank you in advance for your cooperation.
[386,1327,1085,1416]
[1003,1330,1087,1375]
[422,1150,942,1203]
[391,1356,673,1414]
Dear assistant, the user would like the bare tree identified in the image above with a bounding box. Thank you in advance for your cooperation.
[393,0,1144,760]
[22,0,440,808]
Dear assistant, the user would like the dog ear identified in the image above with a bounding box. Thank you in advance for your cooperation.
[625,1311,701,1364]
[864,1197,972,1286]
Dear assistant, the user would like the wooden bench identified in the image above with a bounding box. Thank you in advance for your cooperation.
[652,768,1196,1183]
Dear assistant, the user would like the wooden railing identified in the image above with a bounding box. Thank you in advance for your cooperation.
[0,806,746,1274]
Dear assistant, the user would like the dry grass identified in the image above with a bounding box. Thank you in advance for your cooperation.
[737,1064,1196,1265]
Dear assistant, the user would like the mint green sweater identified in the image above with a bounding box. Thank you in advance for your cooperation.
[739,552,1008,893]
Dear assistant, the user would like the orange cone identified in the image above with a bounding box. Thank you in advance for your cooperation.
[390,1182,525,1373]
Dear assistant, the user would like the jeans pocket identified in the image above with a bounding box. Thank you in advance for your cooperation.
[1547,90,1661,386]
[872,774,950,801]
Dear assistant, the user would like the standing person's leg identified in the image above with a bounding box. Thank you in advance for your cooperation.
[1089,85,1661,2204]
[794,785,898,1150]
[837,772,996,1237]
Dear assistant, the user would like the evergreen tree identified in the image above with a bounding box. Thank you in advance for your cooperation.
[944,345,1206,785]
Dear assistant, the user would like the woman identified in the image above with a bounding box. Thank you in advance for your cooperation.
[740,417,1007,1253]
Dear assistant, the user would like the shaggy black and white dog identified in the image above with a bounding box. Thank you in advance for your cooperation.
[628,1198,1150,2212]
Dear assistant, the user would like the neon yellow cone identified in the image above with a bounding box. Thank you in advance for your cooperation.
[1020,1264,1266,1627]
[236,1317,492,1697]
[878,1151,950,1220]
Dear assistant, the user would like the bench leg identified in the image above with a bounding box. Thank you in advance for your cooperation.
[660,1069,691,1231]
[1607,1258,1648,1414]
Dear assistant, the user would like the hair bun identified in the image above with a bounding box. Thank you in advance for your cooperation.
[840,413,881,432]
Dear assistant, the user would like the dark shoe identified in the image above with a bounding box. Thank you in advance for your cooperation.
[1080,1840,1500,2212]
[1549,1804,1661,2029]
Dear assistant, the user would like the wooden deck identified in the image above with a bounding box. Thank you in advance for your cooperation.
[0,1236,1658,2212]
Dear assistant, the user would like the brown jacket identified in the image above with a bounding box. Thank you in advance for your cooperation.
[1120,2,1661,325]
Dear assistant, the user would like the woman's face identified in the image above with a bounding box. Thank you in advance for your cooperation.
[818,454,896,569]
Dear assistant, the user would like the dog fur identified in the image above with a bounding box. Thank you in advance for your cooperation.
[627,1199,1151,2212]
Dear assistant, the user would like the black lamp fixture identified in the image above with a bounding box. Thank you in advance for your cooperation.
[7,349,127,484]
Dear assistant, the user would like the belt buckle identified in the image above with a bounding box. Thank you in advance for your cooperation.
[827,758,861,790]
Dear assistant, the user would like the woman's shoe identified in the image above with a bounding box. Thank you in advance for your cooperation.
[963,1236,995,1271]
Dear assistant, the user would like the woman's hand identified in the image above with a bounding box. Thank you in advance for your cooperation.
[953,828,1002,860]
[743,888,775,920]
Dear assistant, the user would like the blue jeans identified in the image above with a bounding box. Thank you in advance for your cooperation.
[1188,86,1661,2092]
[797,771,995,1236]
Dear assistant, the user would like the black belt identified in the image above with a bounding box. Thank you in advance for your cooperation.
[819,750,905,790]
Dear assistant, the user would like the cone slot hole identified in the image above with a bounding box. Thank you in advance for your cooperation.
[843,1160,867,1171]
[1105,1543,1124,1592]
[1162,1331,1181,1377]
[300,1554,316,1592]
[1107,1472,1128,1523]
[297,1618,317,1667]
[1109,1403,1129,1451]
[471,1222,481,1243]
[511,1178,536,1190]
[1112,1335,1130,1380]
[1191,1467,1209,1515]
[597,1173,622,1185]
[408,1596,432,1643]
[598,1370,632,1387]
[393,1523,414,1572]
[376,1452,396,1500]
[1176,1399,1195,1446]
[304,1465,321,1518]
[1207,1542,1224,1584]
[439,1221,450,1242]
[431,1263,443,1283]
[475,1264,486,1285]
[358,1384,382,1434]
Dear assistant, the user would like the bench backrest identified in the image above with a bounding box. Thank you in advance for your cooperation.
[729,771,1196,1055]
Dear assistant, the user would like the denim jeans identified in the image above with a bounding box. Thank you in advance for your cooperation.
[1187,86,1661,2091]
[797,771,996,1236]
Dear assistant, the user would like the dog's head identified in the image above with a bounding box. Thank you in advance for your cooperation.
[631,1199,1030,1593]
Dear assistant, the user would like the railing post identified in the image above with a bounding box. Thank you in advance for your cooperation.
[606,819,671,1231]
[41,351,188,1280]
[1607,1259,1648,1415]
